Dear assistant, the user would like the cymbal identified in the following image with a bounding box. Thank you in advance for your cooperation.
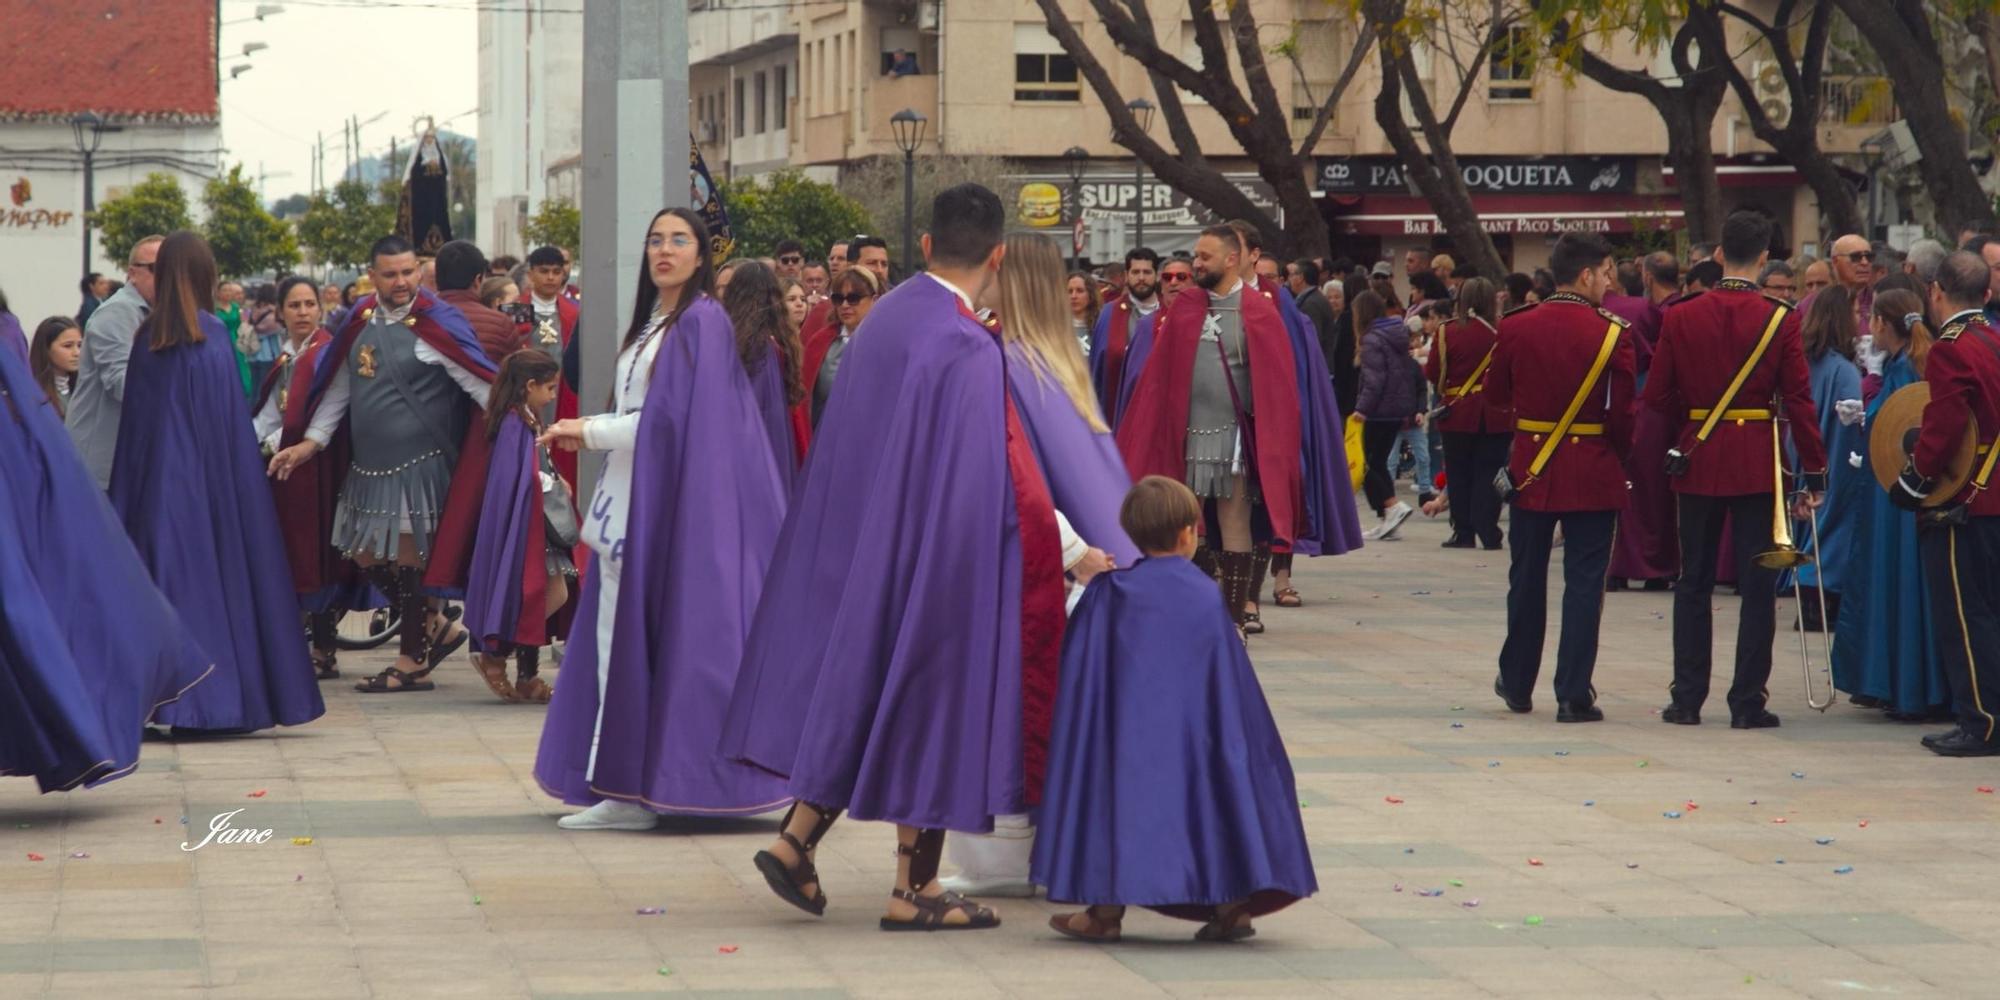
[1868,383,1979,508]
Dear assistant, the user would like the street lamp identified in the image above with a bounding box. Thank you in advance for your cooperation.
[1062,145,1089,270]
[890,107,928,275]
[1125,98,1156,249]
[70,113,121,283]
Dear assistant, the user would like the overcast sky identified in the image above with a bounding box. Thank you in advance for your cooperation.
[216,0,478,203]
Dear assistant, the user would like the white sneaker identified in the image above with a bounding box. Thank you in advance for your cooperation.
[556,799,658,831]
[1378,501,1413,540]
[938,872,1038,897]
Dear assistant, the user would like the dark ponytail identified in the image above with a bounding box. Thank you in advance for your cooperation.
[487,350,560,438]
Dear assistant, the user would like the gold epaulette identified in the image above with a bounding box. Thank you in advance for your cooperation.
[1501,301,1539,318]
[1594,306,1631,328]
[1939,319,1967,342]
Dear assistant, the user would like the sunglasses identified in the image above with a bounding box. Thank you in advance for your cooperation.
[778,255,803,264]
[1162,272,1192,284]
[130,262,155,272]
[1840,251,1874,263]
[829,292,872,306]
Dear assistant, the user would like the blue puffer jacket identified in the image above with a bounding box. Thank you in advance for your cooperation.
[1354,316,1420,421]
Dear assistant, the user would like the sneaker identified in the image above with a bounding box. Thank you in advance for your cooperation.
[557,799,658,831]
[1377,501,1413,540]
[938,873,1039,897]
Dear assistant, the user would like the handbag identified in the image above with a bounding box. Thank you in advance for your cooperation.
[538,448,581,550]
[1495,320,1623,502]
[1665,301,1788,476]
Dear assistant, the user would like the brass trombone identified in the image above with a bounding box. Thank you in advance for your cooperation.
[1753,413,1835,711]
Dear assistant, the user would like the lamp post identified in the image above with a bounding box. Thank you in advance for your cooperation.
[1062,145,1088,270]
[69,113,120,282]
[1124,98,1155,250]
[890,107,928,275]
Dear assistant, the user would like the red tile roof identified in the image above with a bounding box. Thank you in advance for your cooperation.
[0,0,218,122]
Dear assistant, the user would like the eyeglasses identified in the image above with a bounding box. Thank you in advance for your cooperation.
[829,292,873,306]
[130,262,154,272]
[778,254,803,265]
[1162,272,1192,284]
[646,233,698,249]
[1762,281,1795,294]
[1840,251,1875,264]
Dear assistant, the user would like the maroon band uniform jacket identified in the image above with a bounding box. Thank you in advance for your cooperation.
[1485,293,1638,513]
[1917,311,2000,516]
[1424,316,1509,435]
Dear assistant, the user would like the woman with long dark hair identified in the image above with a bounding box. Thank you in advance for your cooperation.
[107,231,324,736]
[721,260,806,484]
[1787,287,1866,632]
[533,207,791,830]
[29,316,81,417]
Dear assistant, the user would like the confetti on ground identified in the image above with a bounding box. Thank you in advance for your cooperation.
[1384,796,1404,804]
[1979,786,1995,794]
[1527,858,1544,866]
[1834,866,1854,874]
[1637,761,1649,768]
[1859,821,1869,828]
[68,852,88,859]
[1772,818,1788,824]
[295,875,303,882]
[1626,862,1639,869]
[1416,888,1444,897]
[12,824,27,830]
[658,967,673,976]
[1450,722,1465,729]
[1488,761,1501,767]
[153,818,162,825]
[1554,750,1570,757]
[1393,884,1403,892]
[1410,590,1432,595]
[1524,915,1544,926]
[25,854,43,862]
[472,896,482,905]
[1461,899,1481,908]
[290,837,313,846]
[1685,801,1699,810]
[1298,800,1309,808]
[1450,705,1465,712]
[718,945,739,954]
[1815,838,1834,845]
[1663,811,1682,819]
[179,817,188,825]
[635,906,663,915]
[1583,800,1595,806]
[1448,879,1465,887]
[1774,859,1786,864]
[1791,772,1806,779]
[1750,799,1759,805]
[247,790,267,798]
[1403,847,1415,854]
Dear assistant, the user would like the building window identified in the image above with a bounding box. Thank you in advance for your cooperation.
[1489,26,1535,101]
[775,64,789,129]
[1013,24,1078,102]
[754,71,768,134]
[734,77,746,138]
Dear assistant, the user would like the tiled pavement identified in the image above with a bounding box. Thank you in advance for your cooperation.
[5,503,2000,998]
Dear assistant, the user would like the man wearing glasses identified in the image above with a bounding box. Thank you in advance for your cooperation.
[67,234,163,489]
[1830,234,1875,327]
[1757,261,1796,303]
[773,239,805,280]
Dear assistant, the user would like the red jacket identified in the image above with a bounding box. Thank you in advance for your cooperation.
[1423,316,1507,434]
[1486,295,1638,512]
[1642,279,1826,496]
[1917,311,2000,516]
[438,288,526,363]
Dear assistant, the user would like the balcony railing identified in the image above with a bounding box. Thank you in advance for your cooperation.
[1820,76,1897,127]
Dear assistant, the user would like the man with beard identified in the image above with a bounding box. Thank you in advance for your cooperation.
[268,235,499,694]
[1116,225,1303,634]
[1088,247,1159,414]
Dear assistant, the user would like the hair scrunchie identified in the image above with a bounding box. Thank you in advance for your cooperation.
[1904,312,1924,332]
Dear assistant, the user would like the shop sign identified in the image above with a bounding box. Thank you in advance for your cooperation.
[1011,172,1280,231]
[1318,156,1636,196]
[2,177,77,232]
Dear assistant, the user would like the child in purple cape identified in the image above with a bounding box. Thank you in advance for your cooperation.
[1031,475,1316,943]
[464,350,576,703]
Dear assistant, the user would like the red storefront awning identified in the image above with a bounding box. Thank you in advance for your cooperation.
[1326,193,1685,237]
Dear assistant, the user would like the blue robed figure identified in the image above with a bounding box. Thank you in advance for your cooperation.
[1786,347,1866,602]
[1832,342,1948,715]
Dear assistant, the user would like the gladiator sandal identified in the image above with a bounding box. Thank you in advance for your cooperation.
[880,829,1000,931]
[1244,543,1271,634]
[1192,545,1220,581]
[1216,550,1257,640]
[513,646,552,703]
[356,567,438,693]
[306,610,340,680]
[753,801,843,916]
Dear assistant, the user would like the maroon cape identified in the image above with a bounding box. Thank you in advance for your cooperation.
[1115,284,1303,549]
[510,294,582,488]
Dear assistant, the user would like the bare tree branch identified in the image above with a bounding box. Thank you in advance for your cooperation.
[1297,29,1373,158]
[1223,0,1290,128]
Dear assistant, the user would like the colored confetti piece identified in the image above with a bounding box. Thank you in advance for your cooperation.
[1448,879,1465,887]
[1416,888,1444,897]
[68,852,88,859]
[1392,884,1403,892]
[1403,847,1415,854]
[1487,761,1501,768]
[1684,801,1699,810]
[658,967,673,977]
[1663,811,1682,819]
[291,837,313,846]
[247,790,267,798]
[1524,915,1543,926]
[1637,761,1648,768]
[1815,838,1834,846]
[1461,899,1481,908]
[12,823,27,830]
[1527,858,1544,866]
[1791,772,1806,779]
[1833,866,1854,874]
[718,945,739,954]
[153,818,162,825]
[1858,820,1869,828]
[1774,859,1786,864]
[1583,800,1595,807]
[1450,705,1465,712]
[1979,786,1994,794]
[1772,817,1788,824]
[295,875,303,882]
[1626,862,1639,869]
[1450,722,1465,729]
[1384,796,1404,804]
[1554,750,1570,757]
[472,896,482,905]
[25,854,43,862]
[636,906,663,915]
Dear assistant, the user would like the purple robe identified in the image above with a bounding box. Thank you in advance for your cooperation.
[0,312,25,368]
[0,346,213,791]
[533,297,791,814]
[108,314,323,732]
[464,411,552,651]
[748,341,797,492]
[720,275,1038,832]
[1111,312,1159,432]
[1004,343,1138,566]
[1269,282,1364,556]
[1030,556,1316,918]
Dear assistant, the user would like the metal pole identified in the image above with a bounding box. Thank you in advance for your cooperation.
[579,0,689,500]
[80,148,94,280]
[901,148,916,275]
[1069,177,1080,271]
[1133,158,1144,249]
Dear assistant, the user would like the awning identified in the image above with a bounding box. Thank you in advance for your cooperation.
[1325,193,1684,237]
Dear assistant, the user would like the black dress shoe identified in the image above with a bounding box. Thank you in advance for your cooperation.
[1556,702,1603,723]
[1606,576,1629,592]
[1660,704,1701,725]
[1921,727,1961,748]
[1441,535,1476,549]
[1642,578,1673,592]
[1926,729,2000,756]
[1482,538,1504,550]
[1494,674,1531,714]
[1730,709,1782,730]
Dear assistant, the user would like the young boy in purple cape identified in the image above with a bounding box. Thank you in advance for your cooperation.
[464,351,574,703]
[721,184,1068,931]
[1032,475,1316,943]
[108,231,324,735]
[0,330,214,790]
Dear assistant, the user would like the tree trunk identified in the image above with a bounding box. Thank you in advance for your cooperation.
[1371,40,1508,280]
[1833,0,1995,235]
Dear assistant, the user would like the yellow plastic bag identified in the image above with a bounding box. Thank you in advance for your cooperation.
[1345,413,1367,490]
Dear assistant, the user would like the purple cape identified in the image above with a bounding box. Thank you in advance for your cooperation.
[0,312,25,368]
[464,411,550,650]
[1030,556,1316,917]
[1111,312,1159,432]
[749,340,797,493]
[1005,342,1138,566]
[534,296,791,814]
[107,314,323,732]
[1270,283,1364,556]
[720,275,1032,832]
[0,347,213,791]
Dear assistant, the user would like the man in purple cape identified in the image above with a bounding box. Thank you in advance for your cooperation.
[721,184,1064,931]
[533,294,793,815]
[1,343,213,790]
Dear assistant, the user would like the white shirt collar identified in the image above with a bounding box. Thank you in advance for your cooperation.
[375,295,414,324]
[1132,294,1159,315]
[1943,308,1986,328]
[532,293,559,313]
[927,272,974,311]
[1218,278,1245,299]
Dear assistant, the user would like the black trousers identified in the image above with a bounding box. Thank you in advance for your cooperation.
[1499,508,1616,707]
[1441,431,1511,547]
[1361,419,1401,513]
[1921,517,2000,743]
[1672,493,1779,715]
